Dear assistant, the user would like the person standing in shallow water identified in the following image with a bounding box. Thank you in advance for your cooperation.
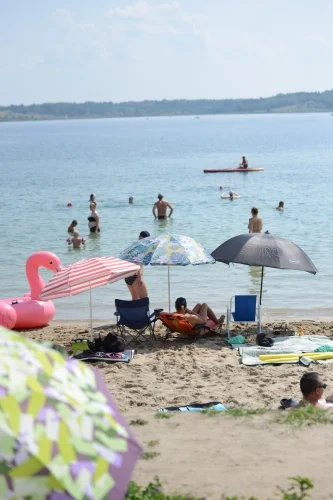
[152,193,174,220]
[88,202,100,233]
[248,206,263,233]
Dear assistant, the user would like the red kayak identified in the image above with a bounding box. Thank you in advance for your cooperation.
[204,168,264,173]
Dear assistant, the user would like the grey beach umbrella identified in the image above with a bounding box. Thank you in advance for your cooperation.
[211,233,318,305]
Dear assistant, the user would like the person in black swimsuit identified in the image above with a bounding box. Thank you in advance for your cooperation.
[124,231,150,300]
[88,202,100,233]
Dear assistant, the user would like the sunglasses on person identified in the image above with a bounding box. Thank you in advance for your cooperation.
[317,383,327,389]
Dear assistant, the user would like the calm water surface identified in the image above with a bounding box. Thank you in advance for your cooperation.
[1,114,332,321]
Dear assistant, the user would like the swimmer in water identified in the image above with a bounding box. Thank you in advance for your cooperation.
[229,191,240,200]
[276,201,284,212]
[67,231,85,248]
[153,193,173,220]
[248,206,263,233]
[219,186,224,190]
[129,196,134,204]
[68,220,78,233]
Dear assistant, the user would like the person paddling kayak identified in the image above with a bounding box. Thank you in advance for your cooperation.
[238,156,248,169]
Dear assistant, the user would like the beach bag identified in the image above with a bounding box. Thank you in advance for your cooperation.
[102,332,125,353]
[257,333,274,347]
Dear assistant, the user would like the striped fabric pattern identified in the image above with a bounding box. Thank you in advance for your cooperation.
[40,256,140,300]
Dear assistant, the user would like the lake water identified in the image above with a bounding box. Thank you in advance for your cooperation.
[1,114,332,322]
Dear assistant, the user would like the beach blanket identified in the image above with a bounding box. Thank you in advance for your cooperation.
[240,335,333,366]
[72,349,135,363]
[158,402,226,412]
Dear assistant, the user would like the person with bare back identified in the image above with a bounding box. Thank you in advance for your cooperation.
[175,297,225,328]
[152,193,174,220]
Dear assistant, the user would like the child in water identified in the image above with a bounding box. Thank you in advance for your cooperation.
[67,231,86,248]
[68,220,78,233]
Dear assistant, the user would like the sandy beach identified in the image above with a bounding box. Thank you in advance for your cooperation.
[19,319,333,498]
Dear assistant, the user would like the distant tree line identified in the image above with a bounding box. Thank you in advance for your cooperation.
[1,90,333,122]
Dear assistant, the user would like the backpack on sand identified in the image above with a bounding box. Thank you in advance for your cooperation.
[102,332,125,353]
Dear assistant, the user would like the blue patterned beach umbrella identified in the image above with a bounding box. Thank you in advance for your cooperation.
[120,234,215,311]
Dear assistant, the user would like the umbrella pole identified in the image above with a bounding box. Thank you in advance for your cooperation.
[259,267,264,305]
[89,284,93,340]
[168,265,171,312]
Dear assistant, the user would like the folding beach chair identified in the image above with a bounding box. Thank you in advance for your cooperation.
[226,295,261,337]
[158,312,220,341]
[114,298,161,346]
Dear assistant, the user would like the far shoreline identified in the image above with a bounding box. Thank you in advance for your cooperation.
[0,110,332,125]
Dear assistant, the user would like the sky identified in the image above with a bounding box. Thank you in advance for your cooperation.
[1,0,333,105]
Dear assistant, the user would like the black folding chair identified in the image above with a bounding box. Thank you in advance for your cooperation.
[114,298,162,346]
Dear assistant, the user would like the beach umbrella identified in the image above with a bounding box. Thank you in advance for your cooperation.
[0,327,141,500]
[40,256,140,337]
[119,234,215,311]
[211,233,318,304]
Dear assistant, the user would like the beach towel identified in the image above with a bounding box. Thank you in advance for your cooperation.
[228,335,246,345]
[240,335,333,366]
[158,402,226,412]
[72,349,135,363]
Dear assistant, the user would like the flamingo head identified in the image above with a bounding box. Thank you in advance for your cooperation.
[26,251,63,274]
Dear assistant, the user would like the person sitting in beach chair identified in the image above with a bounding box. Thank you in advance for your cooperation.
[158,298,224,340]
[174,297,224,328]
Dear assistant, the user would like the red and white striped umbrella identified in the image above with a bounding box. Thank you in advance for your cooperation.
[40,256,139,300]
[40,256,140,337]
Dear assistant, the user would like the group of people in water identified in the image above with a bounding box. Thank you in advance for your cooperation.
[66,192,174,250]
[66,193,100,248]
[128,193,174,220]
[219,157,285,235]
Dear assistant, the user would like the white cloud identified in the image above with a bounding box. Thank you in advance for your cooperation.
[107,1,181,22]
[53,9,73,25]
[107,1,204,39]
[51,9,108,61]
[134,22,177,35]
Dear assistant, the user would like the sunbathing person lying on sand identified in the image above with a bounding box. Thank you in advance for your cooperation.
[175,297,225,328]
[292,372,333,409]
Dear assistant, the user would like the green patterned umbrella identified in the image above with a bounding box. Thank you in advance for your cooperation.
[0,327,141,500]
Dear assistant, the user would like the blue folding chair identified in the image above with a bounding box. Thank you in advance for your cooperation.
[226,295,261,337]
[114,298,161,346]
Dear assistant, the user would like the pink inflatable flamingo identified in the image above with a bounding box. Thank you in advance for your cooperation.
[0,251,62,330]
